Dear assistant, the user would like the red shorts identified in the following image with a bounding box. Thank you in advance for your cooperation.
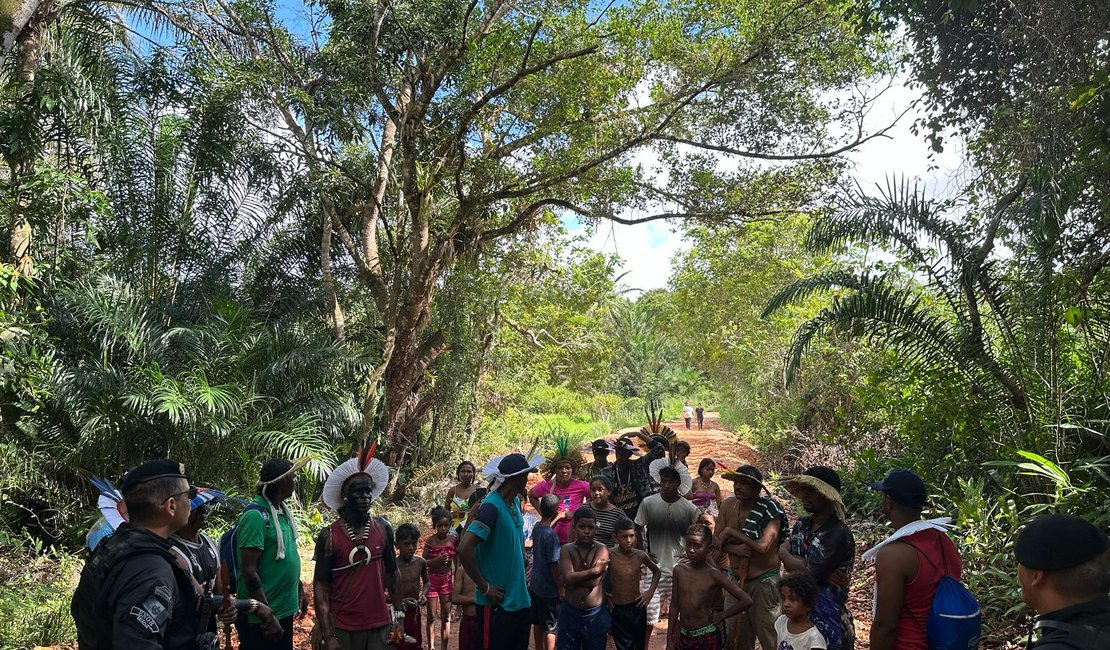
[399,606,422,650]
[428,570,454,598]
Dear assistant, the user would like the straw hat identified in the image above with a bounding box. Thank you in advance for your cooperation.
[781,466,846,519]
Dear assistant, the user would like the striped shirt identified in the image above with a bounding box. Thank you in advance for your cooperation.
[591,504,624,547]
[740,496,787,543]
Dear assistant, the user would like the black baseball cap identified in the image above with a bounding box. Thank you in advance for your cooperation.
[121,460,189,493]
[870,469,926,509]
[1016,514,1110,571]
[591,439,611,454]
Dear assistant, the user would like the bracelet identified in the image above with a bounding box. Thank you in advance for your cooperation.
[482,583,491,595]
[249,599,260,613]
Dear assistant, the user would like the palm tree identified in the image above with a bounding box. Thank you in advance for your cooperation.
[764,177,1032,412]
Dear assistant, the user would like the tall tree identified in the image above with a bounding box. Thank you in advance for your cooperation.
[171,0,893,468]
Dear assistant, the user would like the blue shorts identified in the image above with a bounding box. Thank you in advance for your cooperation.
[556,602,611,650]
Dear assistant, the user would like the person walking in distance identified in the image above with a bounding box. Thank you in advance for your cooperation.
[695,405,705,430]
[458,452,544,650]
[312,450,397,650]
[716,465,786,650]
[1014,514,1110,649]
[780,467,856,650]
[864,470,961,650]
[682,401,695,430]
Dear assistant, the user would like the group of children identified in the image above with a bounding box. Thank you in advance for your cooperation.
[390,478,830,650]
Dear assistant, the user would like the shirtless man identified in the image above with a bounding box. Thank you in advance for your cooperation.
[669,524,752,650]
[557,508,611,650]
[608,518,661,650]
[717,465,786,650]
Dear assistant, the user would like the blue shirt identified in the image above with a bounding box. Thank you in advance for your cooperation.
[529,523,561,599]
[467,491,531,612]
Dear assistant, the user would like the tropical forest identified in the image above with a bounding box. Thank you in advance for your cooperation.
[0,0,1107,647]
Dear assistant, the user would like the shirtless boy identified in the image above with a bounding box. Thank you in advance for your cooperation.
[608,517,661,650]
[452,564,478,650]
[557,507,611,650]
[395,523,430,650]
[668,524,752,650]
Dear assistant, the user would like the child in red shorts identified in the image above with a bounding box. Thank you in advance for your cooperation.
[424,508,456,650]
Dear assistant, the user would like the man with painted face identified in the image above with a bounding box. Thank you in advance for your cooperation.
[780,466,856,650]
[603,435,666,521]
[313,452,397,650]
[71,459,198,648]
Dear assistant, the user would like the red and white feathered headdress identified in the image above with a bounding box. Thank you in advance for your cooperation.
[322,441,391,511]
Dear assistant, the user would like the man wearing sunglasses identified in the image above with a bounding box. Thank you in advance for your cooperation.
[72,459,200,648]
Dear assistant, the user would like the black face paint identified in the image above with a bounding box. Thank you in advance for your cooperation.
[343,478,373,528]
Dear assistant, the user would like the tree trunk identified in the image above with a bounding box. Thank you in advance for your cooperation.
[0,0,43,67]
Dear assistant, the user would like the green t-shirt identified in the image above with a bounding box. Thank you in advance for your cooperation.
[236,495,301,621]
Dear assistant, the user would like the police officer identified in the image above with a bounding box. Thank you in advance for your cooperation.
[1015,513,1110,649]
[72,459,200,648]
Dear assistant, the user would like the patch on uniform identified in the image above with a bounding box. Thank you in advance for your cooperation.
[154,584,172,601]
[129,605,161,633]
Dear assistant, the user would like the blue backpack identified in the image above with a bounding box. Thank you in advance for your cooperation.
[906,539,981,650]
[218,503,268,593]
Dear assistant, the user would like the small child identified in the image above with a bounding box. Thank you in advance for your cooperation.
[774,574,827,650]
[424,508,455,650]
[395,523,430,650]
[668,524,751,650]
[530,494,563,650]
[451,564,478,650]
[557,507,611,650]
[607,517,661,650]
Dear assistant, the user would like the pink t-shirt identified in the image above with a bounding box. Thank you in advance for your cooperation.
[529,478,591,542]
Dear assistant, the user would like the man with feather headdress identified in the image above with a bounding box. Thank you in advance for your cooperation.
[311,444,398,650]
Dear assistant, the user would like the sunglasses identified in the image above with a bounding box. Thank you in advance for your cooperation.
[164,487,199,504]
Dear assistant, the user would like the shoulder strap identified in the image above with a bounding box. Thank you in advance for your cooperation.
[1033,619,1110,649]
[901,535,949,579]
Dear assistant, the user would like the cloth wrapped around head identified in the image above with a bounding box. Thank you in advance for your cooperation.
[483,452,543,492]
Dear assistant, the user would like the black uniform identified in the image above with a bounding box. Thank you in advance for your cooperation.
[72,522,199,649]
[1029,596,1110,649]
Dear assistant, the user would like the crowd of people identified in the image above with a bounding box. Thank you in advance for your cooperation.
[70,426,1110,650]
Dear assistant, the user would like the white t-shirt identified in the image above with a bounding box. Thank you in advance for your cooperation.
[774,615,827,650]
[634,493,700,573]
[682,404,694,418]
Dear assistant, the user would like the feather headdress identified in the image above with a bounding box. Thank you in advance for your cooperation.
[638,400,678,451]
[540,429,588,477]
[91,475,126,529]
[323,438,391,511]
